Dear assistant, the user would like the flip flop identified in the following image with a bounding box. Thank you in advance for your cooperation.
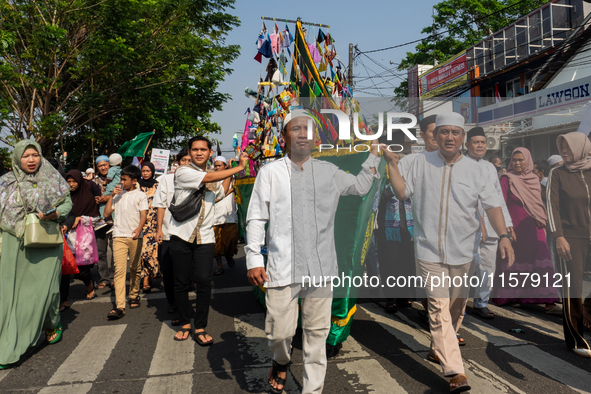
[472,306,494,319]
[174,328,191,341]
[192,330,214,346]
[85,291,97,300]
[214,268,224,275]
[457,333,466,346]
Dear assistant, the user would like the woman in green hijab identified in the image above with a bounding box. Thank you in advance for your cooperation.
[0,140,72,369]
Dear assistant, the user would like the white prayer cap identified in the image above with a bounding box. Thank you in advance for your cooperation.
[435,112,465,130]
[547,155,563,166]
[214,156,227,165]
[85,168,94,173]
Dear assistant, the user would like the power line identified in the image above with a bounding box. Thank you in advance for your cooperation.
[357,0,539,55]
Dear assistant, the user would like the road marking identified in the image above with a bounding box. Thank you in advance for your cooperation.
[336,359,408,393]
[234,313,299,392]
[333,335,370,360]
[47,325,126,385]
[38,383,92,394]
[359,303,431,351]
[503,345,591,394]
[73,286,253,305]
[0,370,10,384]
[148,321,195,376]
[142,373,193,394]
[464,359,527,394]
[483,303,564,340]
[461,315,527,346]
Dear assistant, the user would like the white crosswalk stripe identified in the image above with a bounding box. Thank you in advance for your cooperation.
[147,320,195,376]
[47,324,126,386]
[2,298,590,393]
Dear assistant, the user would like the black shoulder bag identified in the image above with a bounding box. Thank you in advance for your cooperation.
[168,185,206,222]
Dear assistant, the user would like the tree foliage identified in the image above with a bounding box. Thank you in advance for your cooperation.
[395,0,547,96]
[0,0,240,167]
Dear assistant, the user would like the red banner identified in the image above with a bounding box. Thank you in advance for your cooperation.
[423,54,467,93]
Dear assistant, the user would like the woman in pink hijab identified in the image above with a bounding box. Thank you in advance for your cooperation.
[547,132,591,358]
[492,147,560,311]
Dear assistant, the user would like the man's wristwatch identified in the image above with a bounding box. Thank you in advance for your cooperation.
[499,234,513,242]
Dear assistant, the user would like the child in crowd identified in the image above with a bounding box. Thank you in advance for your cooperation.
[104,153,123,195]
[104,165,148,319]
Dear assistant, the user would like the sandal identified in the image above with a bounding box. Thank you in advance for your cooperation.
[46,322,63,344]
[227,257,236,268]
[398,299,413,308]
[96,283,108,290]
[59,301,70,312]
[167,304,176,314]
[214,268,224,275]
[174,327,191,341]
[384,302,398,314]
[449,373,471,392]
[268,359,290,394]
[427,351,440,363]
[129,296,140,309]
[472,306,494,319]
[192,330,214,346]
[457,333,466,346]
[171,319,181,326]
[107,308,125,320]
[142,285,151,294]
[85,290,97,300]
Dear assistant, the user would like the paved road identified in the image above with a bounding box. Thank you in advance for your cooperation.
[1,245,590,393]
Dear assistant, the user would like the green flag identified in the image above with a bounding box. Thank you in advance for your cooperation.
[117,132,154,157]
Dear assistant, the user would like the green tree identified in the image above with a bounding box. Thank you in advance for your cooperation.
[0,0,240,166]
[395,0,546,97]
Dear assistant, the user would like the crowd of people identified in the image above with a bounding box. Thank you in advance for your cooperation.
[0,136,247,367]
[1,114,590,394]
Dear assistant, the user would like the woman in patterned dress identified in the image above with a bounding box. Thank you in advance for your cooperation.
[139,162,160,292]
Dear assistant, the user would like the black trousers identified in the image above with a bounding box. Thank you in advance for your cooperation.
[60,265,93,303]
[158,240,175,306]
[559,237,591,350]
[169,236,215,329]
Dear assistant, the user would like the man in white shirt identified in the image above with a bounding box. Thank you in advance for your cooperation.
[153,148,191,319]
[383,113,515,393]
[464,127,514,319]
[212,156,239,275]
[246,112,381,394]
[168,136,248,343]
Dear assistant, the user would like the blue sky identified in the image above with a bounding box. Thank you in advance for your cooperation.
[210,0,439,154]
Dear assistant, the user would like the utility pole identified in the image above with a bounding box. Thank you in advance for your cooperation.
[348,43,354,86]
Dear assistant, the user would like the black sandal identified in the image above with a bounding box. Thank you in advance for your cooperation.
[174,328,191,341]
[129,296,140,309]
[107,308,125,320]
[269,359,289,393]
[171,319,181,326]
[384,302,398,314]
[192,330,214,346]
[472,306,494,319]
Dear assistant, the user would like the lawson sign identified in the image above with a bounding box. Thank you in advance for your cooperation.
[478,77,591,125]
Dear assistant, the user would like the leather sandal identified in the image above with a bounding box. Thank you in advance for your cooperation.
[269,359,289,393]
[427,351,440,363]
[129,296,140,309]
[449,373,471,392]
[107,308,125,320]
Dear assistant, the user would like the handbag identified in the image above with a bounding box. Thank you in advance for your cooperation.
[168,185,206,222]
[62,234,79,275]
[23,213,63,248]
[17,183,63,248]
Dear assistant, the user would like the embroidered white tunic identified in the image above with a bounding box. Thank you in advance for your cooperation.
[403,150,502,265]
[245,154,381,288]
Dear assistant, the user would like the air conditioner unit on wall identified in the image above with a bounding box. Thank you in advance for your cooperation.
[486,135,501,151]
